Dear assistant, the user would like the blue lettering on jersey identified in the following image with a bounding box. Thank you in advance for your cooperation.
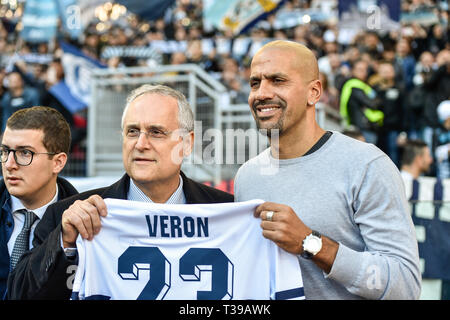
[118,246,233,300]
[145,215,209,238]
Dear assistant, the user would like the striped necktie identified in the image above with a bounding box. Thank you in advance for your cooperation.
[10,210,38,271]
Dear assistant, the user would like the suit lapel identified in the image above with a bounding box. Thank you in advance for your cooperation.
[100,174,130,200]
[181,171,204,204]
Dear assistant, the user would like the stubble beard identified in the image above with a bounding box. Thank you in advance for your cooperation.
[252,99,287,137]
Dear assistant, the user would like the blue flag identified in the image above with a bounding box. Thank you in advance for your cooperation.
[21,0,59,42]
[48,81,86,114]
[59,41,106,110]
[204,0,286,35]
[116,0,176,21]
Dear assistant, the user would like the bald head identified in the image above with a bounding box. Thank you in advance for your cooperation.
[253,40,319,82]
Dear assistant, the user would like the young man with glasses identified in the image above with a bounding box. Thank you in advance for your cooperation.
[7,84,233,299]
[0,106,78,298]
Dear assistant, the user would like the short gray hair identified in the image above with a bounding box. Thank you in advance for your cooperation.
[121,84,194,132]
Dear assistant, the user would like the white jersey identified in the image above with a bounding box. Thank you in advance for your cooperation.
[71,198,304,300]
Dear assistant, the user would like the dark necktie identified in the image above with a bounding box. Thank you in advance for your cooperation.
[10,210,38,271]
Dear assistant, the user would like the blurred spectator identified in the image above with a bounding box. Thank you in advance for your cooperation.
[188,23,203,41]
[319,71,339,110]
[186,39,219,73]
[154,18,170,39]
[371,61,405,167]
[164,51,187,80]
[174,26,188,41]
[0,68,6,97]
[400,139,433,181]
[1,72,40,131]
[380,44,396,63]
[393,38,416,91]
[82,31,101,60]
[415,50,436,74]
[227,78,248,104]
[405,51,436,139]
[239,57,252,100]
[434,100,450,179]
[0,68,5,123]
[339,59,383,144]
[407,23,428,59]
[359,31,384,61]
[428,23,448,54]
[171,51,187,66]
[335,45,359,90]
[421,49,450,160]
[293,25,308,45]
[220,57,247,104]
[318,52,341,89]
[107,27,129,47]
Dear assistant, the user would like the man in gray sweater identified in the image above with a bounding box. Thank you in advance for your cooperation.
[234,40,421,299]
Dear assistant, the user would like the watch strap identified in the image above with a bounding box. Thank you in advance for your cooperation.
[311,230,321,238]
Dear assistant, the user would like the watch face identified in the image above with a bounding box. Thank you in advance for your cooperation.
[304,235,322,255]
[308,237,322,253]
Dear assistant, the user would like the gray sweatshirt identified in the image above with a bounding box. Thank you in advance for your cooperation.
[234,131,421,299]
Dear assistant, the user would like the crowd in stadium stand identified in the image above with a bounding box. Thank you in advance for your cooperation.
[0,0,449,177]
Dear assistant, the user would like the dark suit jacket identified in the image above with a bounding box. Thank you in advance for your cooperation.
[0,177,78,299]
[7,172,233,299]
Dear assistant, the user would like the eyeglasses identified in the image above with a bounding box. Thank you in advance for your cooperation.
[0,147,57,166]
[124,127,175,140]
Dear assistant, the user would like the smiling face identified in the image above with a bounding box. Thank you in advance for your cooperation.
[122,93,192,197]
[248,42,321,139]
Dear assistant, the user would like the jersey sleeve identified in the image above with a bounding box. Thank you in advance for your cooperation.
[270,245,305,300]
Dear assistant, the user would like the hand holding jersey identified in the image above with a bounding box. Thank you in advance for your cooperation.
[256,202,337,273]
[256,202,310,254]
[61,195,107,248]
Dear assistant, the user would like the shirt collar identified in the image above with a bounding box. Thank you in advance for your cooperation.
[10,184,59,219]
[400,170,414,182]
[127,175,186,204]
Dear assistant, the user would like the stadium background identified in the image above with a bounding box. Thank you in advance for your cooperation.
[0,0,448,299]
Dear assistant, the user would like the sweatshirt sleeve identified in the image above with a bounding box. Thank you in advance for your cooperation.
[324,155,422,299]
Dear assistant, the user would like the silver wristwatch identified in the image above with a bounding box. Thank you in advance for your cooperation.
[301,230,322,259]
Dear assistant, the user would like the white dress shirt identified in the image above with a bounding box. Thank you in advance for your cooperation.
[7,185,59,255]
[127,175,186,204]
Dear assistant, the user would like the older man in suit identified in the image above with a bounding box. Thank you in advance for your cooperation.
[7,84,233,299]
